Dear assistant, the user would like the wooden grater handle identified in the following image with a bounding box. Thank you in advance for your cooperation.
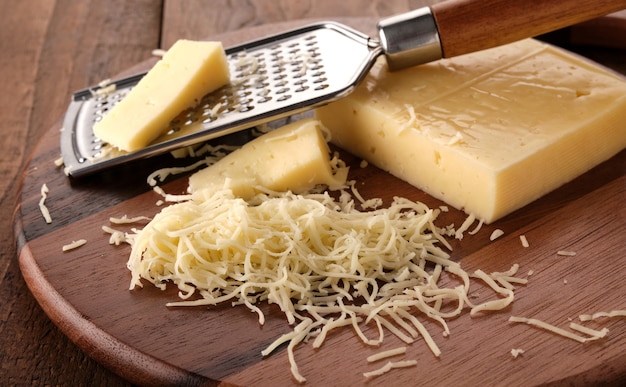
[431,0,626,58]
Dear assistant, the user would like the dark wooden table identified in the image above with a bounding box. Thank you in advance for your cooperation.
[2,1,625,385]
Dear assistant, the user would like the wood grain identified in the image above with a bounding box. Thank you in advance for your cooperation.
[14,17,626,387]
[431,0,626,58]
[4,0,626,385]
[15,76,626,385]
[160,0,440,48]
[1,1,161,385]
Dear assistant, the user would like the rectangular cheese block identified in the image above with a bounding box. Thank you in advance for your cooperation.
[316,39,626,223]
[188,118,346,199]
[93,39,229,152]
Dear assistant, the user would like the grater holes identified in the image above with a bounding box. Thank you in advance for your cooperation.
[236,90,252,97]
[256,88,272,103]
[90,89,129,124]
[254,81,270,89]
[87,28,332,145]
[94,99,108,108]
[88,136,106,160]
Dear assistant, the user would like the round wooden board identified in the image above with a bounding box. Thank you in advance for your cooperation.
[15,18,626,386]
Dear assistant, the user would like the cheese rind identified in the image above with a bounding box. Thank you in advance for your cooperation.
[188,118,346,199]
[93,39,229,152]
[316,39,626,223]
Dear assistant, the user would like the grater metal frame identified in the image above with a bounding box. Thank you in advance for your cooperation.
[60,22,382,177]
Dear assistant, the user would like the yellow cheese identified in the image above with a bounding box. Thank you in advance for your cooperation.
[93,39,229,152]
[316,39,626,223]
[187,118,346,198]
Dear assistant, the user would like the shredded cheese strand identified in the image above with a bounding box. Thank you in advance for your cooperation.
[366,346,407,363]
[455,213,476,240]
[363,360,418,379]
[39,183,52,224]
[579,310,626,321]
[62,239,87,252]
[509,316,606,343]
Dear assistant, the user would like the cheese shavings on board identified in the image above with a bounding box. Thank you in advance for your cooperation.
[126,187,528,383]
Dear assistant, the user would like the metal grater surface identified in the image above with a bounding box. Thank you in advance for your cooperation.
[61,22,381,177]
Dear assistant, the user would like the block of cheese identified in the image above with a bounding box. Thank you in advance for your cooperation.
[316,39,626,223]
[93,39,229,152]
[188,118,347,199]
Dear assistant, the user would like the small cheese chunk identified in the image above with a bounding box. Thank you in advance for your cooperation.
[316,39,626,223]
[93,39,229,152]
[188,118,346,198]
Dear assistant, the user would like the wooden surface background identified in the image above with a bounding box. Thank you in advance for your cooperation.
[2,1,625,385]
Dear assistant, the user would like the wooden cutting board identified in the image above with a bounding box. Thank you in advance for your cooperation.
[15,19,626,386]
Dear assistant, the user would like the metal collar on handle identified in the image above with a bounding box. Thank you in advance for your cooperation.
[377,7,443,71]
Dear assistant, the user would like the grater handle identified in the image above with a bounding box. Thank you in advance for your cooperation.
[378,0,626,71]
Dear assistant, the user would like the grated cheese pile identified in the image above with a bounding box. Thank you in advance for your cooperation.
[126,186,527,383]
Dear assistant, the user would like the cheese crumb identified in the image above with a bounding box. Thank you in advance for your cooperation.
[569,322,609,339]
[519,234,529,248]
[102,225,128,246]
[510,348,525,358]
[366,346,407,363]
[579,310,626,321]
[94,84,116,97]
[109,215,152,224]
[455,212,476,240]
[396,104,418,134]
[446,131,464,146]
[62,239,87,252]
[98,78,112,88]
[363,360,418,379]
[490,229,504,241]
[468,218,484,235]
[152,48,167,57]
[509,316,608,343]
[39,183,52,224]
[152,185,192,203]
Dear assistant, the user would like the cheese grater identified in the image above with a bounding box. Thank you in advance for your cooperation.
[60,0,624,177]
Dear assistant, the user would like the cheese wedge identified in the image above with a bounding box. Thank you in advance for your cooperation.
[188,118,347,199]
[316,39,626,223]
[93,39,229,152]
